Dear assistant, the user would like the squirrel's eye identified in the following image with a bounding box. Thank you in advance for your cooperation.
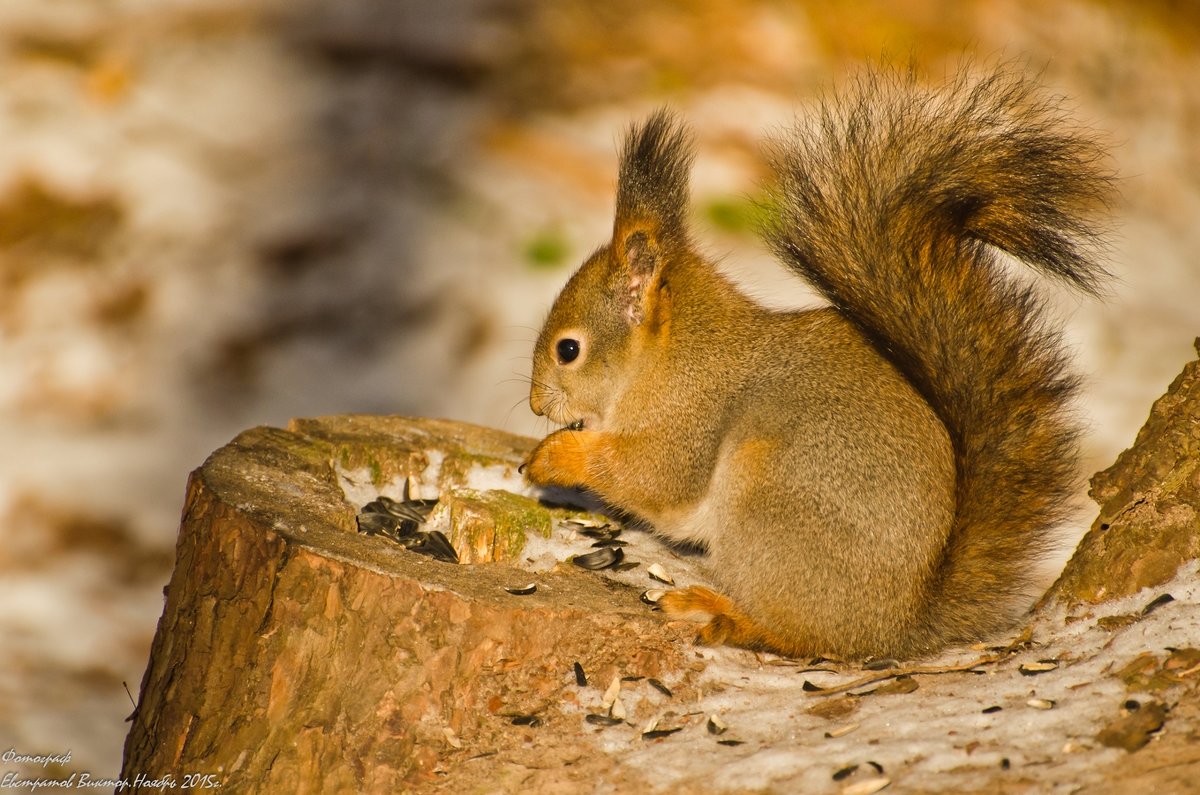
[556,338,581,364]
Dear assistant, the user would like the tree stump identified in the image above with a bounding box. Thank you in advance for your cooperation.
[1047,338,1200,605]
[120,416,693,793]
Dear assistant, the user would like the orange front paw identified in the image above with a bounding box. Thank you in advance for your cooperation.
[521,429,597,488]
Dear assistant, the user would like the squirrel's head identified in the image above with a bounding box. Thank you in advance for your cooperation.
[530,109,694,431]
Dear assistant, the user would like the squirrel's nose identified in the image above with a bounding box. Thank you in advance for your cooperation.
[529,390,546,417]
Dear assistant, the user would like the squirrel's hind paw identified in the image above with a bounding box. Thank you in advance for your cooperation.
[659,585,794,654]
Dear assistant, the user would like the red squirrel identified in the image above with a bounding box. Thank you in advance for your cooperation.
[522,66,1111,659]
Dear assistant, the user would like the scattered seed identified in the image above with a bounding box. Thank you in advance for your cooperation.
[647,562,675,585]
[565,517,607,529]
[611,697,627,721]
[866,761,884,774]
[364,496,438,522]
[612,561,641,572]
[642,727,682,740]
[590,538,629,547]
[863,658,898,671]
[504,583,537,595]
[621,675,644,682]
[601,675,622,709]
[1026,698,1056,710]
[825,723,861,738]
[577,527,620,540]
[409,530,459,564]
[572,547,624,570]
[717,739,745,746]
[1000,758,1011,770]
[1123,699,1140,712]
[510,714,542,727]
[1018,660,1059,676]
[356,511,402,537]
[832,765,858,781]
[585,713,623,727]
[641,589,667,605]
[982,705,1003,714]
[707,715,728,735]
[802,680,826,692]
[574,662,587,687]
[841,777,890,795]
[1142,593,1175,615]
[648,678,673,697]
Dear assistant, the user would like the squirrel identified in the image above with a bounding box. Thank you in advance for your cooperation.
[521,65,1112,660]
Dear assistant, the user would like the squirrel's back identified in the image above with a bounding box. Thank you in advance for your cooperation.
[764,65,1112,652]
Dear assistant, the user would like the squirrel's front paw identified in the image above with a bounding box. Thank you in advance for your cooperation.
[521,429,595,487]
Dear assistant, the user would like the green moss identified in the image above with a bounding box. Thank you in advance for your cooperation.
[333,444,412,487]
[447,488,552,562]
[523,227,571,270]
[702,194,772,237]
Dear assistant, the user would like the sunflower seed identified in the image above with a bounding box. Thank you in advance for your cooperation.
[510,714,542,727]
[642,727,682,740]
[572,547,624,570]
[1026,698,1056,710]
[841,777,890,795]
[504,583,537,595]
[409,530,459,563]
[863,658,898,671]
[601,676,621,709]
[356,512,401,537]
[647,562,675,585]
[824,723,861,738]
[1142,593,1175,615]
[574,661,587,687]
[707,714,727,735]
[641,589,667,605]
[648,678,672,697]
[585,713,623,726]
[1018,661,1059,675]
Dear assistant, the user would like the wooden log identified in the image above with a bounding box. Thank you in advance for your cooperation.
[120,416,692,792]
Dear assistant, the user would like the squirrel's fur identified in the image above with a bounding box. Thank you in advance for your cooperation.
[523,65,1112,660]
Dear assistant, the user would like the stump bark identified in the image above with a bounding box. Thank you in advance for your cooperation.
[1047,339,1200,605]
[120,416,692,793]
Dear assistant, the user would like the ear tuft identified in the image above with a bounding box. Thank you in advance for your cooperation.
[615,109,694,244]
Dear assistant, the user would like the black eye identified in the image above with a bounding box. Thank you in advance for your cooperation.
[556,338,580,364]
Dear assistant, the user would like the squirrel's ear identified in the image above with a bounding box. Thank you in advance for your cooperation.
[612,109,693,326]
[614,228,661,325]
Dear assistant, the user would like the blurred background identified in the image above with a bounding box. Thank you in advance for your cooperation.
[1,0,1198,779]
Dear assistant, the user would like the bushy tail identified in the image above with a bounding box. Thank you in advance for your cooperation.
[763,65,1113,650]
